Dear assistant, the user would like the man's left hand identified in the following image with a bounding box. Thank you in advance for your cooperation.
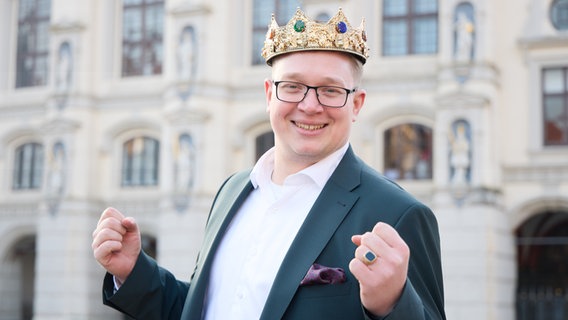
[349,222,410,317]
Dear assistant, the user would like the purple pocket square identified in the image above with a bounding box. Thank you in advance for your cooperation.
[300,263,346,286]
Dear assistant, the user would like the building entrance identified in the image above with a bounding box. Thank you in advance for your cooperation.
[516,211,568,320]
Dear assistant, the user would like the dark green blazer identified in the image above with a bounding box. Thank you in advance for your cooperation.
[103,146,445,319]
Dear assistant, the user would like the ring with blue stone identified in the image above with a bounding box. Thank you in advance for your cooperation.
[363,250,377,265]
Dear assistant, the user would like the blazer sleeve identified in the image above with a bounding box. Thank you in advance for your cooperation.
[366,203,445,320]
[102,251,190,320]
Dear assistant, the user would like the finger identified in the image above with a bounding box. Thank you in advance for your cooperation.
[349,257,376,284]
[91,226,126,250]
[354,245,378,266]
[93,239,123,261]
[354,233,388,266]
[372,222,409,253]
[96,207,125,227]
[351,234,362,246]
[360,231,391,258]
[92,215,126,238]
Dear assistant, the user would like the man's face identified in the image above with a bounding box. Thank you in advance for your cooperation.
[264,51,366,167]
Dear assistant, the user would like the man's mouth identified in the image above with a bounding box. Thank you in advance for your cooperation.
[294,122,326,131]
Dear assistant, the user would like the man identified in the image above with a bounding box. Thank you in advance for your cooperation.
[92,8,445,319]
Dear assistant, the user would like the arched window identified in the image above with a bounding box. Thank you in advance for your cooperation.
[121,136,160,187]
[255,131,274,161]
[122,0,164,76]
[251,0,299,65]
[550,0,568,31]
[16,0,51,87]
[13,142,44,190]
[383,123,433,180]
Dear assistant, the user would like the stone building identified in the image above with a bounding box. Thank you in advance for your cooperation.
[0,0,567,319]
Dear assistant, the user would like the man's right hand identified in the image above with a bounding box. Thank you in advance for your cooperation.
[92,207,141,284]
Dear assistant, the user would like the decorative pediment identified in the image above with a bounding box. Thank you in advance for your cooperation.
[169,3,211,17]
[50,19,85,33]
[41,117,81,135]
[435,90,489,109]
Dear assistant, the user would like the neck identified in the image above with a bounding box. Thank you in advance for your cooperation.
[271,152,317,185]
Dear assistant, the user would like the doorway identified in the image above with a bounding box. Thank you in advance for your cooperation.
[516,211,568,320]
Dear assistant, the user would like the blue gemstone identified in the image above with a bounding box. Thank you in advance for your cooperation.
[364,251,376,262]
[336,21,347,34]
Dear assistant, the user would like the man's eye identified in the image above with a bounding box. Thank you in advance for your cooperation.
[321,87,342,95]
[282,83,301,90]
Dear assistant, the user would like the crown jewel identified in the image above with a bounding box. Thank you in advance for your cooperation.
[262,8,369,65]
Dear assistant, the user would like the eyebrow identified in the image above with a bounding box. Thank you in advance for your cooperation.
[277,73,349,87]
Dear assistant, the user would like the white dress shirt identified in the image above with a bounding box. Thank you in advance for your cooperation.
[204,143,349,320]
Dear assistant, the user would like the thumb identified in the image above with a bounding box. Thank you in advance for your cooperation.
[121,217,139,234]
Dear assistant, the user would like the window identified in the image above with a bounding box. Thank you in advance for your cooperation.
[251,0,299,65]
[382,0,438,56]
[542,67,568,146]
[551,0,568,30]
[13,143,44,190]
[255,131,274,161]
[122,137,160,186]
[122,0,164,77]
[15,0,51,88]
[384,124,433,180]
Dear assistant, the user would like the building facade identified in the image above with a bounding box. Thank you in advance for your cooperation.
[0,0,567,319]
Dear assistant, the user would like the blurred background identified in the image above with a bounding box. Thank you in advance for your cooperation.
[0,0,567,319]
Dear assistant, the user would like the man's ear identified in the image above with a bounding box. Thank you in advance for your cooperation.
[352,89,366,121]
[264,79,273,111]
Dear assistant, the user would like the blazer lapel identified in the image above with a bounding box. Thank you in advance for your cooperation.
[182,170,253,320]
[259,147,362,320]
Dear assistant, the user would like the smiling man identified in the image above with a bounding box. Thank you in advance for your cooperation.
[92,8,446,320]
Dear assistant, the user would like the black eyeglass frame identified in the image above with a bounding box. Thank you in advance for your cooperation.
[273,80,357,108]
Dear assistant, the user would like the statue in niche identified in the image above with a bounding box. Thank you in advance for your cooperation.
[453,3,475,63]
[56,42,73,94]
[399,125,419,180]
[47,141,66,197]
[449,120,471,186]
[174,133,195,192]
[177,26,197,82]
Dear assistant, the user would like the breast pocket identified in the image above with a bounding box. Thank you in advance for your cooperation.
[297,280,353,299]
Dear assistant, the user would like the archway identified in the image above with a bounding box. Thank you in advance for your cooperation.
[516,210,568,320]
[0,235,36,320]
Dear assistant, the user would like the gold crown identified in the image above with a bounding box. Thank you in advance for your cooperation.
[262,8,369,65]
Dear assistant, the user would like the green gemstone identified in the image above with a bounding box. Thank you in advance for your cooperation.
[294,20,305,32]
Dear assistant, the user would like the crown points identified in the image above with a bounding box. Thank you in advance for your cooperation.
[262,8,370,65]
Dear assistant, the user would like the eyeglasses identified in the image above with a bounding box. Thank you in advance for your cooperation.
[273,81,357,108]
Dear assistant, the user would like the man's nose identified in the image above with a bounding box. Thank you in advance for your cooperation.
[298,87,323,112]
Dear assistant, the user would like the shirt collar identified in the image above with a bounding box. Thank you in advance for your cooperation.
[250,143,349,189]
